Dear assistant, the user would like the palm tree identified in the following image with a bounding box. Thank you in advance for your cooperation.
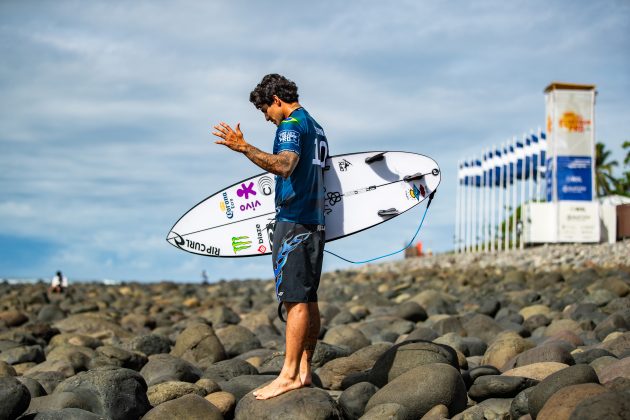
[595,142,618,197]
[614,141,630,196]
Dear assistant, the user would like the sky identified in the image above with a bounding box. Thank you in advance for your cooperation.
[1,0,628,282]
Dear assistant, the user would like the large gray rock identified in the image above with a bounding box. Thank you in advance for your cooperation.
[92,345,148,371]
[123,334,171,356]
[16,377,47,398]
[365,363,467,419]
[468,375,538,401]
[509,387,536,420]
[394,301,427,322]
[317,343,391,390]
[569,391,630,419]
[235,386,342,420]
[53,314,132,339]
[0,345,45,365]
[143,394,223,420]
[25,392,92,414]
[24,372,66,395]
[323,325,371,353]
[355,317,415,342]
[203,358,258,382]
[205,305,241,327]
[36,305,66,323]
[536,383,607,420]
[506,343,575,369]
[218,374,277,401]
[368,340,459,387]
[45,344,96,373]
[147,380,206,406]
[528,364,600,418]
[171,322,226,365]
[53,366,151,420]
[452,398,512,420]
[338,382,379,420]
[0,376,31,420]
[140,353,203,386]
[215,325,262,358]
[18,408,107,419]
[360,403,409,420]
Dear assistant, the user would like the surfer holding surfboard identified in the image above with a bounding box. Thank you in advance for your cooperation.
[212,74,329,400]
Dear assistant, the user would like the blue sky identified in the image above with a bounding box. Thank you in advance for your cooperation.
[1,0,628,282]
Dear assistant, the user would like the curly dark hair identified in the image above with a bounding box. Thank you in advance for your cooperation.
[249,74,299,109]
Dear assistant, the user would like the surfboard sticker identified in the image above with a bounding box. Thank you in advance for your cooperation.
[167,151,440,257]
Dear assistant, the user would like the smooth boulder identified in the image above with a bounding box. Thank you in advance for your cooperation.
[235,386,342,420]
[365,363,467,419]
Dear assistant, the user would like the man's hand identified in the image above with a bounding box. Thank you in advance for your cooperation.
[213,122,249,153]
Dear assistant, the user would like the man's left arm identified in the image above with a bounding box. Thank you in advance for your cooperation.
[213,122,298,178]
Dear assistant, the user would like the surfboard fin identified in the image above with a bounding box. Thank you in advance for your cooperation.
[365,152,386,164]
[403,172,425,182]
[378,208,400,217]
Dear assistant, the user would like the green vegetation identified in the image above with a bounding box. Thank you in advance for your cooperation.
[596,141,630,197]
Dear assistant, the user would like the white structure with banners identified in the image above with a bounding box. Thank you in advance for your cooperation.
[524,83,599,244]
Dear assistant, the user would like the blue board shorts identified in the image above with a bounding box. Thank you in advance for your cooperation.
[271,221,325,303]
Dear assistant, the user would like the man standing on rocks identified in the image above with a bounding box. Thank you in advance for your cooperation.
[213,74,329,399]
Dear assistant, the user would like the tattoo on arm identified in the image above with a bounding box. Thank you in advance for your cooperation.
[244,146,298,178]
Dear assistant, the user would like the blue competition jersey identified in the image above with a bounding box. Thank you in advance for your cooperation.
[273,108,329,225]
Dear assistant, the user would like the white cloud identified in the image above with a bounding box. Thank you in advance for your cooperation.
[0,0,628,280]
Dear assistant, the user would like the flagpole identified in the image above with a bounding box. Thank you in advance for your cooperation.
[456,160,462,253]
[472,156,478,252]
[468,158,474,253]
[490,144,497,253]
[497,143,505,251]
[477,153,486,252]
[528,130,535,203]
[507,140,512,251]
[511,136,518,251]
[520,134,527,250]
[536,127,547,201]
[483,149,488,252]
[503,142,509,251]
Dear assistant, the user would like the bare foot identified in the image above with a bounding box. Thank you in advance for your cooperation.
[300,366,312,387]
[253,375,303,400]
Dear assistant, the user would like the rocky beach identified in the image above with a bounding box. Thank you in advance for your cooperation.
[1,241,629,420]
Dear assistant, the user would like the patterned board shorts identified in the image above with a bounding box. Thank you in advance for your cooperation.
[271,221,325,303]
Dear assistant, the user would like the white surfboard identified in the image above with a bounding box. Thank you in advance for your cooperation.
[166,151,440,257]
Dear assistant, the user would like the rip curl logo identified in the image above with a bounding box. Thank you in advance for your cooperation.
[173,232,185,249]
[232,236,252,253]
[237,182,256,200]
[172,232,219,255]
[278,130,300,145]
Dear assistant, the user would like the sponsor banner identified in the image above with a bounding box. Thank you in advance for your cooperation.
[557,156,593,201]
[545,85,596,205]
[546,89,594,157]
[546,158,554,202]
[557,201,600,242]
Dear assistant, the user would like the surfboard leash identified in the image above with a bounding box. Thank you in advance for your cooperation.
[323,189,437,264]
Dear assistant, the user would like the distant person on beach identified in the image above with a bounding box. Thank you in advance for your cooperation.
[201,269,209,284]
[49,270,68,293]
[213,74,328,400]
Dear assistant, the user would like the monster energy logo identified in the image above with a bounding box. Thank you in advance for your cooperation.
[232,236,252,253]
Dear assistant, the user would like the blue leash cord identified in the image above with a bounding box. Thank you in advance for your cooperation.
[324,190,436,264]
